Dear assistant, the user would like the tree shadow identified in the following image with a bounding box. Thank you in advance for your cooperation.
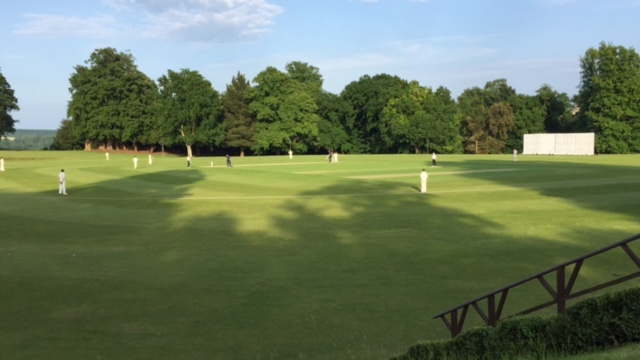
[2,157,639,360]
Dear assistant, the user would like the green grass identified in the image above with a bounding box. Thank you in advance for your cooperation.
[1,151,639,360]
[514,343,640,359]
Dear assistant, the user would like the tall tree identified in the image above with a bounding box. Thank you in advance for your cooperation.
[0,68,19,138]
[222,72,255,157]
[536,84,576,133]
[380,82,461,154]
[157,69,224,157]
[575,42,640,153]
[51,119,83,150]
[458,79,517,154]
[380,81,431,153]
[316,92,351,154]
[285,61,323,98]
[247,66,320,154]
[428,86,463,154]
[340,74,410,153]
[67,48,157,150]
[486,102,516,153]
[507,94,545,151]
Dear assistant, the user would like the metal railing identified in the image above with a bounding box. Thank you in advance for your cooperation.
[433,233,640,338]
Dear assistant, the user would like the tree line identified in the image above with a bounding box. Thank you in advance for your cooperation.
[0,129,56,150]
[2,42,639,155]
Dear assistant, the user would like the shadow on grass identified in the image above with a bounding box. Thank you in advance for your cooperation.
[1,156,639,360]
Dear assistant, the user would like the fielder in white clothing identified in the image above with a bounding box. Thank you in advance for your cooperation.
[0,157,5,172]
[148,154,153,165]
[106,151,110,160]
[513,149,518,161]
[431,152,437,167]
[133,156,138,169]
[288,149,293,159]
[420,169,428,193]
[58,169,67,195]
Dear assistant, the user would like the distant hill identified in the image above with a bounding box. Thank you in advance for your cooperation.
[0,129,57,150]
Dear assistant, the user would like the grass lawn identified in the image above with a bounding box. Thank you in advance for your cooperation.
[1,151,639,360]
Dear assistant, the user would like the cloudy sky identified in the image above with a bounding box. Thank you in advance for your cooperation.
[1,0,639,130]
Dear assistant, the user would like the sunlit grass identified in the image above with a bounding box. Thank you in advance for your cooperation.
[1,151,639,360]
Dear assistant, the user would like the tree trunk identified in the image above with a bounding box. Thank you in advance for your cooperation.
[415,145,420,154]
[180,126,193,158]
[84,140,92,151]
[240,147,245,157]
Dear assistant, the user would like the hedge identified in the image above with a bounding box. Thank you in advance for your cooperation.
[391,286,640,360]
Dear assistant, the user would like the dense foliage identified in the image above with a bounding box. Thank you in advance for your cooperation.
[392,287,640,360]
[0,129,55,150]
[67,48,158,151]
[574,42,640,154]
[0,68,19,138]
[49,43,640,154]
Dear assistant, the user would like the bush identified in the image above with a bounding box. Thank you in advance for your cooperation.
[392,287,640,360]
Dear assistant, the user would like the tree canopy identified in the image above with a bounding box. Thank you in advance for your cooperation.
[53,43,640,155]
[575,42,640,153]
[222,72,255,157]
[157,69,224,157]
[67,48,157,150]
[247,65,320,154]
[0,68,19,138]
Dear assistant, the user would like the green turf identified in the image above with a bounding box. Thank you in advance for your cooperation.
[1,151,639,360]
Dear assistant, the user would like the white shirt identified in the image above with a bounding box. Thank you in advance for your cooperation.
[432,153,437,160]
[58,171,66,183]
[420,171,428,182]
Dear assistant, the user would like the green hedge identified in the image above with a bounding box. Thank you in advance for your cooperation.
[391,286,640,360]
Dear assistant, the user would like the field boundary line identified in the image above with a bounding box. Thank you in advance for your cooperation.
[348,168,521,179]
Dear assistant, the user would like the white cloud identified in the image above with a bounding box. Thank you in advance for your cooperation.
[15,14,119,38]
[16,0,283,43]
[136,0,284,42]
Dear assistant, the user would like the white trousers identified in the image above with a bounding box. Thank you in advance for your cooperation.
[59,182,66,194]
[421,181,427,193]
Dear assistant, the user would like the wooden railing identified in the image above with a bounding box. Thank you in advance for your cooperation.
[433,233,640,338]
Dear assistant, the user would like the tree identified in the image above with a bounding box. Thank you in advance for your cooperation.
[458,79,517,153]
[380,81,431,153]
[486,102,516,153]
[316,92,350,153]
[380,82,461,154]
[157,69,224,157]
[507,94,545,151]
[285,61,323,99]
[51,119,83,150]
[222,72,255,157]
[536,85,576,133]
[428,86,463,154]
[575,42,640,153]
[67,48,157,150]
[247,66,320,154]
[340,74,410,153]
[0,68,19,139]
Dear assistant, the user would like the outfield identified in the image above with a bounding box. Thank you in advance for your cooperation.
[1,151,639,360]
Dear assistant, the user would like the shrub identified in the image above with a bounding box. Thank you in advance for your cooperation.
[392,287,640,360]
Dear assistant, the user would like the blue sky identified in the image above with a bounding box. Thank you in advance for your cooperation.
[1,0,639,130]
